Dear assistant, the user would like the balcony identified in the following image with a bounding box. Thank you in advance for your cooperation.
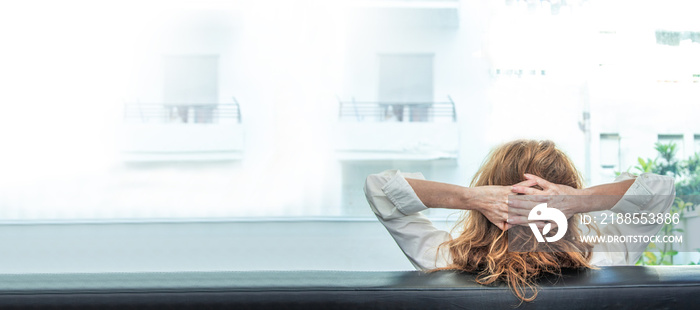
[334,98,459,160]
[120,100,244,162]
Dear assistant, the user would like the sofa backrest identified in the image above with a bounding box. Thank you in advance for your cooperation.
[1,266,699,309]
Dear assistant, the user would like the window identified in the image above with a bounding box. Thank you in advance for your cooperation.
[162,55,219,124]
[378,54,434,122]
[599,134,621,170]
[658,134,685,161]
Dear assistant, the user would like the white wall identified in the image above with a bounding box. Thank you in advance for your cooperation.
[121,123,245,154]
[335,122,459,159]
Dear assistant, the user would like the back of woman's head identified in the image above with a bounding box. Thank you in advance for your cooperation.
[430,139,595,302]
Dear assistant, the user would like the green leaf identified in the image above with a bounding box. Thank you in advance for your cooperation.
[644,252,657,264]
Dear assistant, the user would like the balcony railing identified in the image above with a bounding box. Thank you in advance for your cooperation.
[338,97,456,122]
[124,99,242,124]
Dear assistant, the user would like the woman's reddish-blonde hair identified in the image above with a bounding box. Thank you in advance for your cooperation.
[428,139,595,302]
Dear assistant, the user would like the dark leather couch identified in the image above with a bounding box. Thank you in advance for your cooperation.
[1,266,698,309]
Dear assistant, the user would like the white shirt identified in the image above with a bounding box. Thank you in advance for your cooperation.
[364,170,676,270]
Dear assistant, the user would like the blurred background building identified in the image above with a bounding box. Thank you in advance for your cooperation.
[1,0,699,270]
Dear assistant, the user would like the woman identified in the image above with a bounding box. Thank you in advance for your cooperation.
[364,140,675,302]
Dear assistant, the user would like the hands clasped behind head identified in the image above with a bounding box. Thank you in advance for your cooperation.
[476,174,579,230]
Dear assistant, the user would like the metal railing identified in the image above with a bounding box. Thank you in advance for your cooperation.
[338,96,456,122]
[124,98,242,124]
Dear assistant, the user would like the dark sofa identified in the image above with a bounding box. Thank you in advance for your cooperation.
[1,266,698,309]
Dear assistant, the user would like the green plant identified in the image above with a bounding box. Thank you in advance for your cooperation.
[629,142,698,265]
[653,142,680,177]
[636,197,689,265]
[634,157,656,174]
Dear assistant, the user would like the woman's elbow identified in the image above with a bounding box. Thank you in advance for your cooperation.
[641,173,676,196]
[364,172,390,199]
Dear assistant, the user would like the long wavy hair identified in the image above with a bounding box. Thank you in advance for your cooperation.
[429,140,595,302]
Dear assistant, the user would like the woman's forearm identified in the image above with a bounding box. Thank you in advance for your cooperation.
[404,178,471,210]
[577,179,636,212]
[583,179,635,196]
[406,176,537,231]
[405,178,514,214]
[509,173,637,222]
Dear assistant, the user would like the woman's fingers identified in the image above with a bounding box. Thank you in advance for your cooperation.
[508,207,531,217]
[478,200,509,231]
[524,173,553,190]
[513,179,538,188]
[508,194,548,208]
[507,215,528,225]
[507,195,550,217]
[487,216,510,231]
[511,185,541,195]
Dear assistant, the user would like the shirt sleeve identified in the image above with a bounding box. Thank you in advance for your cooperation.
[364,169,452,270]
[590,172,676,265]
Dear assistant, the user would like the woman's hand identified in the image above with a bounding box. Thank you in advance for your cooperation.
[469,179,538,231]
[506,174,583,225]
